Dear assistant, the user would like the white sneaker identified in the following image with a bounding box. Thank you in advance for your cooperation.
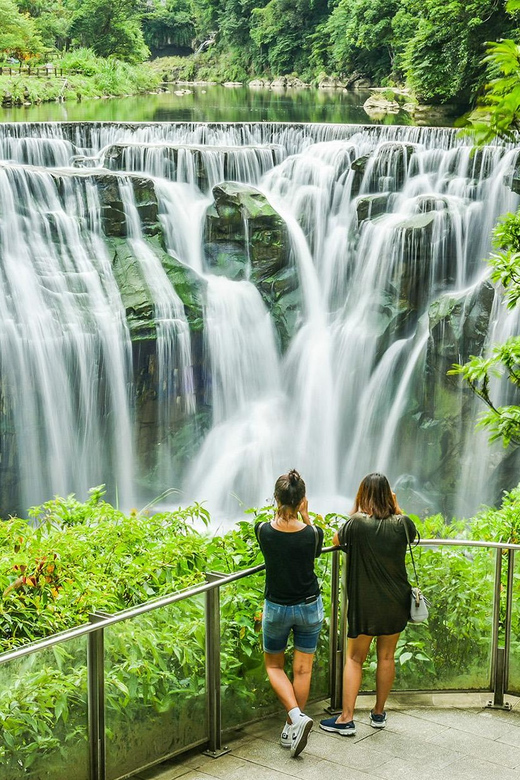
[280,722,292,747]
[290,714,313,757]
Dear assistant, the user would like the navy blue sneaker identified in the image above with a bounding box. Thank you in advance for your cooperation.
[319,716,356,736]
[370,710,387,728]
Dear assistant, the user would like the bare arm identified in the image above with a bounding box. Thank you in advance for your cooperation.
[298,496,311,525]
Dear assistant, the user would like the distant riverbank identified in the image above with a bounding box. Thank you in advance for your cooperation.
[0,51,161,109]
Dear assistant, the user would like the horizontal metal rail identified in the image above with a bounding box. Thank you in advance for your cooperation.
[0,538,518,665]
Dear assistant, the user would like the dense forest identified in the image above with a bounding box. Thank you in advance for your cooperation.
[1,0,519,104]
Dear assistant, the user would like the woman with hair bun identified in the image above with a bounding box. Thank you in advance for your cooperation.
[255,469,324,758]
[320,472,416,736]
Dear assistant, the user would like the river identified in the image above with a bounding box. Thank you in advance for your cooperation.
[0,84,450,126]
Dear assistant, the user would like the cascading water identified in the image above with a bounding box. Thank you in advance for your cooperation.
[0,163,134,512]
[0,121,517,519]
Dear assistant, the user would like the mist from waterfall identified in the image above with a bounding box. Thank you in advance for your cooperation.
[0,121,517,519]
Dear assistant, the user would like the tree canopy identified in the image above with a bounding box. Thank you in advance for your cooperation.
[2,0,519,102]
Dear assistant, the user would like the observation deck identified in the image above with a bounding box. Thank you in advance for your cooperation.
[1,538,519,780]
[134,693,520,780]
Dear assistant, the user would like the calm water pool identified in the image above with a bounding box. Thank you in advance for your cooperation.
[0,84,458,125]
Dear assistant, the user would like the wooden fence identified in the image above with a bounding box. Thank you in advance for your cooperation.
[0,66,65,77]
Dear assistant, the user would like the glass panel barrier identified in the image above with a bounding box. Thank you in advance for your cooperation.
[360,544,496,692]
[508,551,520,695]
[105,595,206,780]
[220,552,333,732]
[220,570,275,729]
[0,636,89,780]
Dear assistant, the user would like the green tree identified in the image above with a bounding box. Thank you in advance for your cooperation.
[18,0,74,51]
[143,0,196,53]
[451,5,520,448]
[319,0,399,82]
[0,0,42,57]
[70,0,149,63]
[250,0,329,76]
[402,0,513,103]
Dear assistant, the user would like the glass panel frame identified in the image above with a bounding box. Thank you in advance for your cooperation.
[0,636,89,780]
[507,550,520,695]
[104,594,207,780]
[359,544,496,692]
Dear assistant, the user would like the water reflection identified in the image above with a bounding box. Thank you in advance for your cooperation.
[0,84,429,125]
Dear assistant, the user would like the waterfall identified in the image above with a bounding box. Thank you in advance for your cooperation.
[117,177,196,492]
[0,163,134,512]
[0,121,517,519]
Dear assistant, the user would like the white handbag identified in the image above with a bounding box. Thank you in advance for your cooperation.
[402,520,430,623]
[410,586,430,623]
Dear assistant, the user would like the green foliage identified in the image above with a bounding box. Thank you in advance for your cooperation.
[17,0,74,51]
[463,39,520,143]
[450,211,520,448]
[0,0,43,57]
[400,0,513,103]
[321,0,399,82]
[142,0,196,51]
[70,0,149,63]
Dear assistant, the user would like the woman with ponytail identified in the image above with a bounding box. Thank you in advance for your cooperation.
[254,469,324,758]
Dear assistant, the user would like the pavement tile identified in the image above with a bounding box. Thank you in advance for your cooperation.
[136,764,196,780]
[426,727,520,768]
[373,710,449,739]
[231,736,323,774]
[371,756,452,780]
[186,753,300,780]
[296,758,382,780]
[303,731,392,773]
[436,756,520,780]
[401,706,510,739]
[362,728,465,769]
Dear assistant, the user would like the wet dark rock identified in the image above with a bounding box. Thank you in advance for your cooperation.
[204,182,299,349]
[107,237,156,340]
[418,279,495,509]
[107,235,205,340]
[93,173,160,238]
[369,143,416,191]
[355,193,389,224]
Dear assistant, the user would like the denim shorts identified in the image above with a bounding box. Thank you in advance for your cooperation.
[262,595,324,654]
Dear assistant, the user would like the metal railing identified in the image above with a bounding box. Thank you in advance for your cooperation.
[0,538,518,780]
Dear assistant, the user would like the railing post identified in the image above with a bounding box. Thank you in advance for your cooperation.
[203,572,230,758]
[88,614,107,780]
[487,547,512,710]
[504,549,514,694]
[327,549,343,712]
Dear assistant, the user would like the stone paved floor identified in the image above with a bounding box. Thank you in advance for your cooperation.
[133,693,520,780]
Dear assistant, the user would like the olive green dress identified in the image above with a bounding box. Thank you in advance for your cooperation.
[338,512,416,638]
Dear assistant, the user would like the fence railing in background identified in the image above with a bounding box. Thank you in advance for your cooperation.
[0,539,517,780]
[0,66,65,77]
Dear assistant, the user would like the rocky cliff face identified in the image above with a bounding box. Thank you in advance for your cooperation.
[204,182,300,350]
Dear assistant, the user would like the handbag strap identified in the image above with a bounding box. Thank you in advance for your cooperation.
[401,517,420,588]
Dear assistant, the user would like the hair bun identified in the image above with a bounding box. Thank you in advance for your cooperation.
[288,469,300,485]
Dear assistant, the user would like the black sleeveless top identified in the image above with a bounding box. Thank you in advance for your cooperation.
[338,513,416,638]
[255,522,323,606]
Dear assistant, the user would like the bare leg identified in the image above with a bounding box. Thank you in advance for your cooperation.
[264,652,299,713]
[374,633,400,714]
[337,634,373,722]
[292,650,315,712]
